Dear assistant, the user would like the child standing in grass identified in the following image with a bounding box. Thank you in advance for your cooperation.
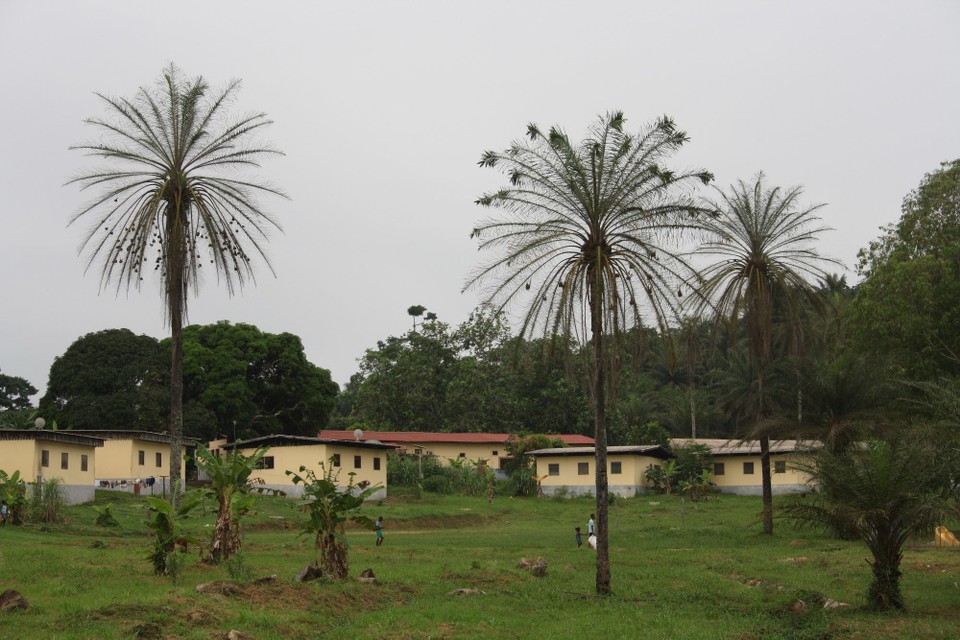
[0,500,7,526]
[575,526,582,548]
[375,516,384,546]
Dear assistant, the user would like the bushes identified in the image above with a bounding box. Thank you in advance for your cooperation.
[388,452,495,497]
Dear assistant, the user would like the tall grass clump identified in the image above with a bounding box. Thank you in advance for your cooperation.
[28,478,66,524]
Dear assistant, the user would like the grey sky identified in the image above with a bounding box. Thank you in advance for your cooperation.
[1,0,958,400]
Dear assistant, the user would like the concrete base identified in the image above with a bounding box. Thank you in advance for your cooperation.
[257,484,387,501]
[714,484,810,496]
[27,484,95,506]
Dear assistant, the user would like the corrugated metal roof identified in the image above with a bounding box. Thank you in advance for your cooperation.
[529,445,673,459]
[0,430,104,447]
[318,430,594,446]
[70,430,201,445]
[221,434,399,451]
[670,438,816,456]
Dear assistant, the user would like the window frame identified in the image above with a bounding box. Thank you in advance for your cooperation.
[548,463,560,476]
[577,462,589,475]
[743,461,755,475]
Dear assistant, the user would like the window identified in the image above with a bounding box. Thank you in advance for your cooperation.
[256,456,275,470]
[610,461,622,475]
[459,452,466,458]
[578,462,589,475]
[138,450,145,465]
[743,462,755,475]
[61,452,69,469]
[332,454,341,467]
[155,452,162,468]
[354,455,362,469]
[81,455,89,472]
[774,460,786,474]
[41,450,49,467]
[492,450,498,456]
[548,463,560,476]
[373,457,381,471]
[713,462,725,476]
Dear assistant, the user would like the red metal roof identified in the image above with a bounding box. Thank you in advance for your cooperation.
[317,430,593,446]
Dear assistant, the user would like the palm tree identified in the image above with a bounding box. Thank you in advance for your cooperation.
[694,173,836,533]
[781,438,959,611]
[467,111,712,594]
[68,65,285,495]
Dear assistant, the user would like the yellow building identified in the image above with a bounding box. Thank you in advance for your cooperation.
[0,431,103,504]
[671,438,814,495]
[530,445,674,498]
[216,435,398,500]
[71,430,193,494]
[318,430,594,471]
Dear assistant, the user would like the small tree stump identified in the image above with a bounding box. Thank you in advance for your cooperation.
[295,564,324,582]
[0,590,29,611]
[531,557,548,577]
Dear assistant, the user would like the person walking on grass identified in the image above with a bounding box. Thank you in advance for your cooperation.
[375,516,384,546]
[0,500,7,527]
[587,514,595,537]
[575,526,583,548]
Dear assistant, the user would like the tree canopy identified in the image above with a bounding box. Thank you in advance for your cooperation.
[38,323,337,441]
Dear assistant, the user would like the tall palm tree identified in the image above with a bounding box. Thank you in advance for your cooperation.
[68,65,285,495]
[694,173,836,533]
[467,111,711,594]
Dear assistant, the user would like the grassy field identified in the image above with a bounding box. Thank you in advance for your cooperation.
[0,488,957,639]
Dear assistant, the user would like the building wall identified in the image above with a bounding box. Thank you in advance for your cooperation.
[710,454,810,495]
[95,440,187,489]
[0,440,98,505]
[536,454,663,498]
[236,443,388,500]
[0,440,39,481]
[417,442,507,467]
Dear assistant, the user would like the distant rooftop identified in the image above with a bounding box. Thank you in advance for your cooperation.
[670,438,817,456]
[318,430,594,446]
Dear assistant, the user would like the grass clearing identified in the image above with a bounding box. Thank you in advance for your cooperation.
[0,489,957,639]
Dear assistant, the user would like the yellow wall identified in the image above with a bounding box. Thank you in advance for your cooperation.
[536,454,662,497]
[415,442,507,468]
[233,443,389,499]
[0,439,98,504]
[0,440,39,481]
[94,439,186,481]
[710,454,810,493]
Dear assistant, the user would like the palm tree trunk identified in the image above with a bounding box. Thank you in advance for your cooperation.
[689,380,697,439]
[757,366,773,535]
[589,275,611,595]
[167,214,185,505]
[760,434,773,534]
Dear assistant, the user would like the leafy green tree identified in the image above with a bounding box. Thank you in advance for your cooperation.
[695,173,836,534]
[781,438,959,611]
[849,159,960,378]
[287,459,379,580]
[194,445,269,563]
[178,322,337,440]
[353,317,457,431]
[0,370,37,413]
[68,65,285,494]
[40,329,167,430]
[468,111,712,594]
[503,433,565,496]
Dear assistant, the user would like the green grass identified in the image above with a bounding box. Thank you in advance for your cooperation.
[0,489,957,639]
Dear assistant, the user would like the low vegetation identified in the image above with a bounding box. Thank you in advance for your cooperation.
[0,489,957,639]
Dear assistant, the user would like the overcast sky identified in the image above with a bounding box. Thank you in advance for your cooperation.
[1,0,958,400]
